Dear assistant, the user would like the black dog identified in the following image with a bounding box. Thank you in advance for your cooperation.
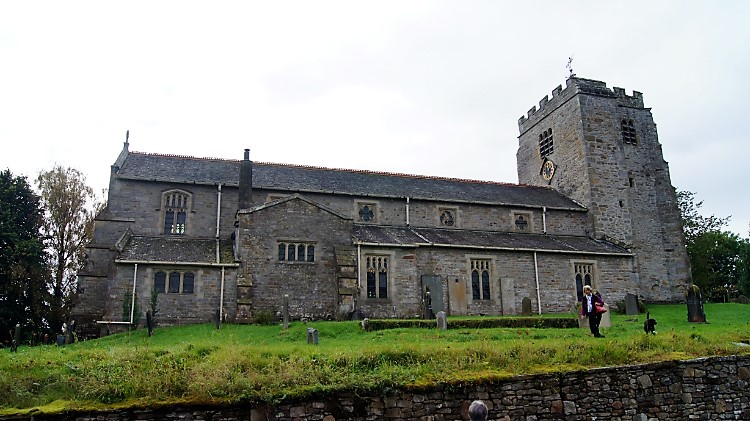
[644,312,657,334]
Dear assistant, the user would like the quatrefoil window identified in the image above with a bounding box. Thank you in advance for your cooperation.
[359,204,375,222]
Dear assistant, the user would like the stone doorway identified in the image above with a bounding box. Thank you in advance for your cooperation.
[421,275,444,318]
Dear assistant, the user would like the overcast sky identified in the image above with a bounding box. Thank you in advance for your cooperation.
[2,1,749,237]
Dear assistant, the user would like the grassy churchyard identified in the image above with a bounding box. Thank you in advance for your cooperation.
[1,303,749,416]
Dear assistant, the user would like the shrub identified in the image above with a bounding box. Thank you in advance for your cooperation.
[253,309,276,325]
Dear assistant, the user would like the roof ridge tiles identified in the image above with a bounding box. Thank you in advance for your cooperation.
[130,150,529,187]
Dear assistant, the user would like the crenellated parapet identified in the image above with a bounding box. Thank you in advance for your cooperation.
[518,77,645,133]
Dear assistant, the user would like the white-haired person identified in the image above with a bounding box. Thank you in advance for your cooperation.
[468,400,488,420]
[580,284,605,338]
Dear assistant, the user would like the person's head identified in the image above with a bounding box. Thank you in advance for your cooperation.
[583,285,593,296]
[468,400,488,420]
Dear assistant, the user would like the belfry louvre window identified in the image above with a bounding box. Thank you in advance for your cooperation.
[277,242,315,262]
[163,191,190,235]
[366,255,388,299]
[154,270,195,294]
[621,119,637,144]
[471,259,491,300]
[539,128,553,158]
[574,263,594,302]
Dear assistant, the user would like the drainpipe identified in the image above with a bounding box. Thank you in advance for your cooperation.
[216,184,222,263]
[533,251,542,315]
[405,197,410,226]
[542,206,547,234]
[357,244,362,291]
[130,264,138,324]
[220,266,225,322]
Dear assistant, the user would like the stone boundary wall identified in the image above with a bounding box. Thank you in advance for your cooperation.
[5,355,749,420]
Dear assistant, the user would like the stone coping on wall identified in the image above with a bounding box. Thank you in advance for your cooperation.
[2,354,749,420]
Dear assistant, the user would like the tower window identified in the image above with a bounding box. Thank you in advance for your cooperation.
[539,128,554,158]
[621,119,637,144]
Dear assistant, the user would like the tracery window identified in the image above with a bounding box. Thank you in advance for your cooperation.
[539,128,554,158]
[277,242,315,262]
[366,255,388,299]
[439,208,457,227]
[574,263,594,302]
[515,214,529,231]
[358,203,376,222]
[163,191,191,235]
[621,119,637,144]
[471,259,491,300]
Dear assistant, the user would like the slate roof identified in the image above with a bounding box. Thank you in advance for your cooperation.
[116,150,585,210]
[352,225,631,255]
[116,236,235,264]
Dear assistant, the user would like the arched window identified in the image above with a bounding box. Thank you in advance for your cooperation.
[539,128,554,158]
[471,259,491,300]
[366,255,388,299]
[163,191,191,235]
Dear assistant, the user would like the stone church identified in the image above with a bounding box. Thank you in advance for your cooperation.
[72,76,692,337]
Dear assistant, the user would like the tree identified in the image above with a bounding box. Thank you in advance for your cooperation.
[36,166,98,333]
[0,169,50,344]
[677,190,750,301]
[676,190,730,244]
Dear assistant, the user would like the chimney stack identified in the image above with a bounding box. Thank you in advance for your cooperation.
[239,148,252,209]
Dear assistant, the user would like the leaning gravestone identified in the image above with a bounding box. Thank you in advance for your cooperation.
[625,293,640,315]
[283,294,289,329]
[436,311,447,330]
[521,297,532,316]
[687,284,707,323]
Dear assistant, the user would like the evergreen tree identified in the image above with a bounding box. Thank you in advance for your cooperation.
[0,169,50,343]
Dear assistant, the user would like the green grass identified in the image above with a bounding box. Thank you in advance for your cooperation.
[1,303,749,416]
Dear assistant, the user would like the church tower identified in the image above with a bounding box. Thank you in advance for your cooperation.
[516,76,691,301]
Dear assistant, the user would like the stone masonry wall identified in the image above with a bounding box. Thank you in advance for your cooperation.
[356,246,632,318]
[12,355,749,420]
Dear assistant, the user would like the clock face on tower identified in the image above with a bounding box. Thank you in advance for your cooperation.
[542,160,555,181]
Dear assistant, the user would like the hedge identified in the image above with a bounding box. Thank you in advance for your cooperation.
[361,317,579,331]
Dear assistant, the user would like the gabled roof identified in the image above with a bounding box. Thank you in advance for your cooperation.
[115,236,236,265]
[238,193,351,220]
[115,150,585,210]
[353,225,631,256]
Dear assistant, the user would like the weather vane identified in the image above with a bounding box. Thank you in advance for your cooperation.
[566,55,575,77]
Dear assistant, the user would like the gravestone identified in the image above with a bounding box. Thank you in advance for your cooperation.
[521,297,532,316]
[599,303,612,329]
[436,311,447,330]
[11,324,20,352]
[307,328,319,345]
[423,290,434,319]
[625,294,640,315]
[283,294,289,329]
[686,284,707,323]
[146,310,154,337]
